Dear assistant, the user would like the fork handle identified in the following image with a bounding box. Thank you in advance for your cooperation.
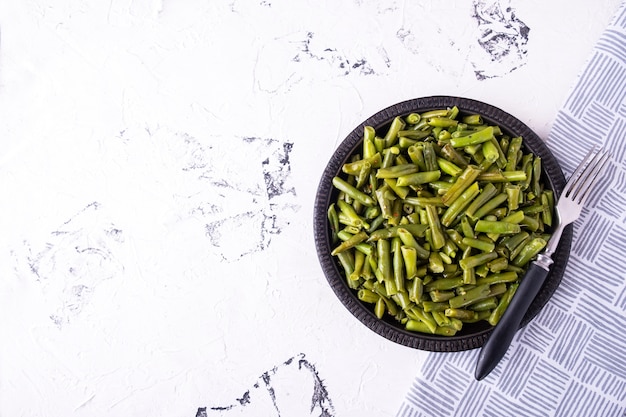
[474,261,551,380]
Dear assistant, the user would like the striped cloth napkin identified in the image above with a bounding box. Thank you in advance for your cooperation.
[397,3,626,416]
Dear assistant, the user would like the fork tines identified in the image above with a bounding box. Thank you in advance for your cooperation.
[564,146,612,205]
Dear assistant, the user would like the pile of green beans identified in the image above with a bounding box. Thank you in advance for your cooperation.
[328,107,554,336]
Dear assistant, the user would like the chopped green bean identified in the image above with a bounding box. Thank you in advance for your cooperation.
[474,220,521,235]
[332,176,375,206]
[450,126,494,148]
[441,165,483,206]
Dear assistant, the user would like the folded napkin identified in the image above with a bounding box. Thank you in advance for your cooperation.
[398,3,626,416]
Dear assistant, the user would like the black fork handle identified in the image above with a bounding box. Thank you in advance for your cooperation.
[475,262,550,380]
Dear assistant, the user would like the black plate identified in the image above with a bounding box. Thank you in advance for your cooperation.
[313,96,573,352]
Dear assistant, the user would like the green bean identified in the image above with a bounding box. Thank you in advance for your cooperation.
[384,278,398,297]
[502,210,525,224]
[505,184,521,211]
[477,170,527,182]
[376,237,392,277]
[475,220,521,235]
[374,297,386,319]
[392,290,412,310]
[440,143,469,168]
[400,246,417,280]
[397,228,430,259]
[475,271,518,286]
[337,200,369,229]
[405,320,457,336]
[358,288,380,304]
[468,296,498,311]
[460,263,475,284]
[424,276,464,291]
[541,191,554,227]
[398,129,430,140]
[407,145,427,170]
[450,126,494,148]
[518,153,534,190]
[429,289,456,302]
[532,156,543,196]
[421,109,450,119]
[332,230,369,256]
[462,114,483,125]
[408,276,423,303]
[392,237,405,292]
[368,223,428,242]
[376,163,419,178]
[462,236,495,252]
[441,165,483,206]
[513,237,547,267]
[428,117,459,128]
[342,153,382,175]
[396,170,442,187]
[384,116,406,148]
[425,204,446,250]
[432,311,451,327]
[470,193,508,220]
[488,282,519,326]
[445,308,478,321]
[405,113,421,125]
[465,182,498,219]
[505,136,523,171]
[327,203,340,243]
[332,176,375,206]
[411,307,440,332]
[336,251,355,283]
[460,216,475,238]
[487,256,509,272]
[362,253,374,279]
[448,284,491,308]
[441,182,480,227]
[482,139,500,163]
[404,196,445,207]
[459,251,498,270]
[437,157,464,177]
[428,251,445,273]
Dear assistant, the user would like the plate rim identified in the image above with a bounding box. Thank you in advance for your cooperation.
[313,95,573,352]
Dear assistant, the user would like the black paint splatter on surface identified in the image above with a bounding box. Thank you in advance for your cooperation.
[293,32,376,76]
[111,127,299,262]
[262,141,295,200]
[471,0,530,80]
[196,353,335,416]
[18,202,125,327]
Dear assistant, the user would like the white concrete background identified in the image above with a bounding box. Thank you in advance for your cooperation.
[0,1,621,416]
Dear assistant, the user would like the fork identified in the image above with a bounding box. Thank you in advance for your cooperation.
[475,146,612,381]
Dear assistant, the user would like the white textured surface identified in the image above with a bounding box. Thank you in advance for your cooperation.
[0,1,622,416]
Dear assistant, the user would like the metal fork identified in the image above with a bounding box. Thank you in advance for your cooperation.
[475,146,612,381]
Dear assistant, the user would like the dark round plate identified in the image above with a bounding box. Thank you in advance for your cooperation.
[313,96,573,352]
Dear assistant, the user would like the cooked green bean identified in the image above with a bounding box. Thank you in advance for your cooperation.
[396,170,442,187]
[448,284,491,309]
[513,237,547,267]
[441,182,480,227]
[474,220,521,234]
[376,163,420,178]
[384,116,405,148]
[332,176,375,206]
[488,282,519,326]
[397,228,430,259]
[441,165,482,206]
[462,236,495,252]
[450,126,494,148]
[328,107,554,335]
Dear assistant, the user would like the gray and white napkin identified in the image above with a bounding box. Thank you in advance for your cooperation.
[398,2,626,416]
